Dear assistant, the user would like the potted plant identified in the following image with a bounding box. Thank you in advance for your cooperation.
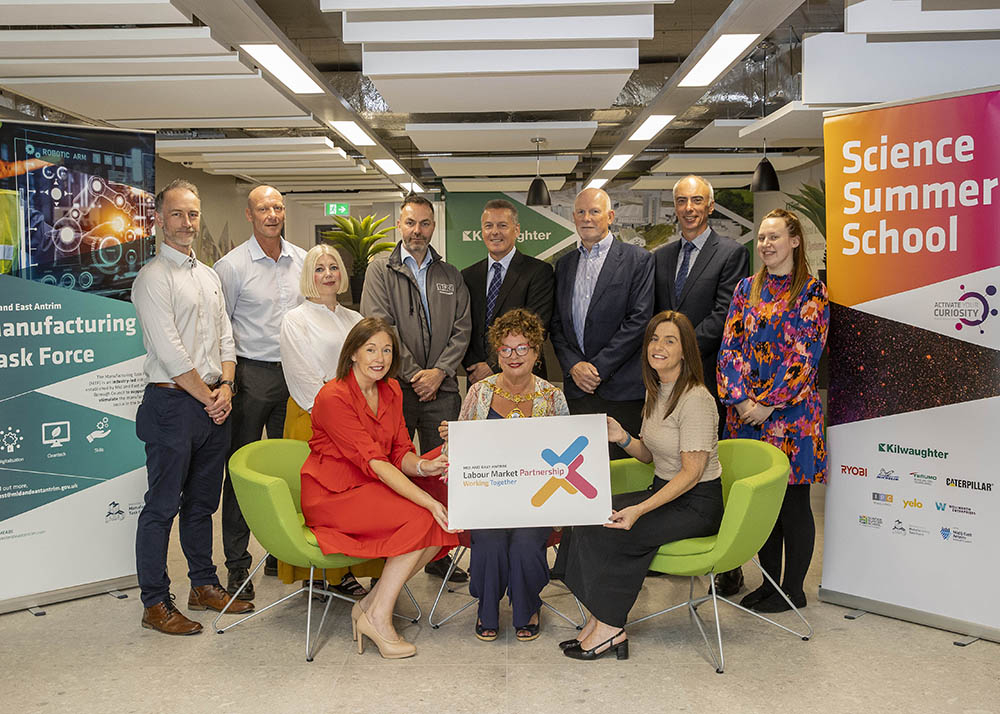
[319,213,395,304]
[784,180,826,282]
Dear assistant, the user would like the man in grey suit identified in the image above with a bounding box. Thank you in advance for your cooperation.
[653,174,749,595]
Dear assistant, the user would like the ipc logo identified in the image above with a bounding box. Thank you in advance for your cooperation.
[530,436,598,507]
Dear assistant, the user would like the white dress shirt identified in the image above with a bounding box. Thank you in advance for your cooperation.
[131,243,235,385]
[572,232,614,350]
[675,226,711,278]
[485,247,517,296]
[279,300,363,412]
[213,235,306,362]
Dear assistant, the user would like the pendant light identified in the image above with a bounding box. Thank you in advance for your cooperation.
[526,137,551,206]
[751,138,780,192]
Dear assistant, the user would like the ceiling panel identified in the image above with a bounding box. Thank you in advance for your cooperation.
[0,54,251,78]
[325,0,660,9]
[0,27,229,59]
[442,176,565,192]
[112,115,319,129]
[157,137,342,155]
[0,0,192,25]
[683,119,756,149]
[650,152,821,174]
[629,174,754,190]
[406,121,598,152]
[343,5,653,43]
[737,101,847,148]
[428,155,579,177]
[377,72,632,113]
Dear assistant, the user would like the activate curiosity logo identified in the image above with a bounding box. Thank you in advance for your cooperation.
[530,436,598,507]
[952,283,997,335]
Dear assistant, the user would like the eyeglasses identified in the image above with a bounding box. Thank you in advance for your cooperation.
[498,344,532,358]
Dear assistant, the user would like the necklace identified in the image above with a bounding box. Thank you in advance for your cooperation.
[492,376,554,418]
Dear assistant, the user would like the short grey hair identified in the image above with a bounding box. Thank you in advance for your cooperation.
[672,174,715,203]
[155,179,199,212]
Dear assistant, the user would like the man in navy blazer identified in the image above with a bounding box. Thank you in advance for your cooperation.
[550,187,654,460]
[654,174,748,596]
[462,199,554,383]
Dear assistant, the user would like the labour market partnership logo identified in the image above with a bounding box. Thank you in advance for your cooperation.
[529,435,598,507]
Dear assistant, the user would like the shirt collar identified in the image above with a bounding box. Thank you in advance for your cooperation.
[400,243,432,270]
[249,234,292,262]
[488,248,516,272]
[681,226,711,252]
[161,242,198,268]
[577,232,614,256]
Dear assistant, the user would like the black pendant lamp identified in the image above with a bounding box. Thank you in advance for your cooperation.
[526,137,551,206]
[751,139,780,193]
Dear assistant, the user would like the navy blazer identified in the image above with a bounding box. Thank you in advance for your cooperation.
[653,229,749,395]
[551,238,654,402]
[462,249,554,373]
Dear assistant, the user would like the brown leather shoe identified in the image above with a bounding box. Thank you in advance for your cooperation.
[188,583,254,614]
[142,598,203,636]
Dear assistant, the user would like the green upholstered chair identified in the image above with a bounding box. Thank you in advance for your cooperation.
[213,438,419,661]
[611,438,812,673]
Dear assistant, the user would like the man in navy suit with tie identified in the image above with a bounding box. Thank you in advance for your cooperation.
[462,198,554,383]
[653,174,749,594]
[550,187,654,460]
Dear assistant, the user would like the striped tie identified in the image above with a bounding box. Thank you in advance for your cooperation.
[486,262,503,324]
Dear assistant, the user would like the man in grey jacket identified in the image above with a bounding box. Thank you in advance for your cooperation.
[361,195,471,581]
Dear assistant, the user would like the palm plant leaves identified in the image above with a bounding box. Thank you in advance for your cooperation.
[319,213,395,275]
[784,180,826,238]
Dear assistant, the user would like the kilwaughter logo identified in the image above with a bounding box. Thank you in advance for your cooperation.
[878,442,948,459]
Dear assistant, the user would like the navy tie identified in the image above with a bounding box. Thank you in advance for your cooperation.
[674,240,696,303]
[486,262,503,324]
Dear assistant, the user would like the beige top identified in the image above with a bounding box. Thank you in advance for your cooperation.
[640,381,722,484]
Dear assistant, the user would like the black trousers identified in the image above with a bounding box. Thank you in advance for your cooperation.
[566,394,644,461]
[135,385,230,607]
[400,385,460,453]
[758,483,814,598]
[564,478,723,628]
[222,358,288,571]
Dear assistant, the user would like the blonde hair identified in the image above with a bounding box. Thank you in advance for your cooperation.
[749,208,811,307]
[300,243,349,298]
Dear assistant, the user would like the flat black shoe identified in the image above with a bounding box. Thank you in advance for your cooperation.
[424,556,469,583]
[226,568,255,601]
[558,637,582,651]
[563,629,629,661]
[712,567,744,597]
[264,555,278,577]
[753,591,807,613]
[739,585,775,609]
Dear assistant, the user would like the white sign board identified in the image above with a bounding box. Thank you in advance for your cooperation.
[447,414,612,530]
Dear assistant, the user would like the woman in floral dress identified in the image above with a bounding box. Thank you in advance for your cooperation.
[717,208,829,613]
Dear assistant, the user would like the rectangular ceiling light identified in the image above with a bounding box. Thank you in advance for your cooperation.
[604,154,633,171]
[401,182,425,193]
[240,44,323,94]
[374,158,405,175]
[330,120,376,147]
[678,33,759,87]
[586,178,608,190]
[628,114,676,142]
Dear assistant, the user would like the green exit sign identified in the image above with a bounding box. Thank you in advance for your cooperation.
[325,202,350,216]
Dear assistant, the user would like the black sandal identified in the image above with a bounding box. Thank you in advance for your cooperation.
[475,619,498,642]
[515,611,541,641]
[330,573,368,599]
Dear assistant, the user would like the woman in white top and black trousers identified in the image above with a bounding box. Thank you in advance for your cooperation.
[560,310,724,661]
[278,243,381,595]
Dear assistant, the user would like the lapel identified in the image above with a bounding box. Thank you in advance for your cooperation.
[494,250,522,314]
[678,230,719,305]
[663,240,680,309]
[559,249,580,324]
[587,238,622,318]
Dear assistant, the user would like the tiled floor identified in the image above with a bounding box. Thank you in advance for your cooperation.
[2,488,997,714]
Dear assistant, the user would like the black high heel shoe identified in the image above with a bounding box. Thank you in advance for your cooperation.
[563,629,629,661]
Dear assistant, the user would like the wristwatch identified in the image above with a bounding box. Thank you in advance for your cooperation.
[220,379,237,395]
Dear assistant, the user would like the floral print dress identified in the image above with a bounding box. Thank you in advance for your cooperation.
[717,272,830,485]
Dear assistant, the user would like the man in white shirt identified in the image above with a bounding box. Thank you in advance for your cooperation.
[214,185,306,599]
[131,179,253,636]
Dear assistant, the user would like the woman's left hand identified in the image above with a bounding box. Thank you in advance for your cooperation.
[604,505,643,531]
[740,400,775,426]
[419,452,449,477]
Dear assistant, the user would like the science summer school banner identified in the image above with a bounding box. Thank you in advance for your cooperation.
[820,88,1000,641]
[0,120,155,613]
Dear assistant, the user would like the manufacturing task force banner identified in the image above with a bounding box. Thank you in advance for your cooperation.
[447,414,612,530]
[821,88,1000,639]
[0,120,155,612]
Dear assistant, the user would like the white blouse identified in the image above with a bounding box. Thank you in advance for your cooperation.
[279,300,363,412]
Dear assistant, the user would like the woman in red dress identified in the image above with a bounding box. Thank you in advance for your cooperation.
[301,317,456,659]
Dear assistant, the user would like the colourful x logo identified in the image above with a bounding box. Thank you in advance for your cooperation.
[531,435,598,507]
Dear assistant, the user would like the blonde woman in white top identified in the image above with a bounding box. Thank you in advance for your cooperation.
[278,243,379,595]
[560,311,724,661]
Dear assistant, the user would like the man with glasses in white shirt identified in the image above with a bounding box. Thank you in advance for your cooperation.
[214,185,306,600]
[132,179,253,635]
